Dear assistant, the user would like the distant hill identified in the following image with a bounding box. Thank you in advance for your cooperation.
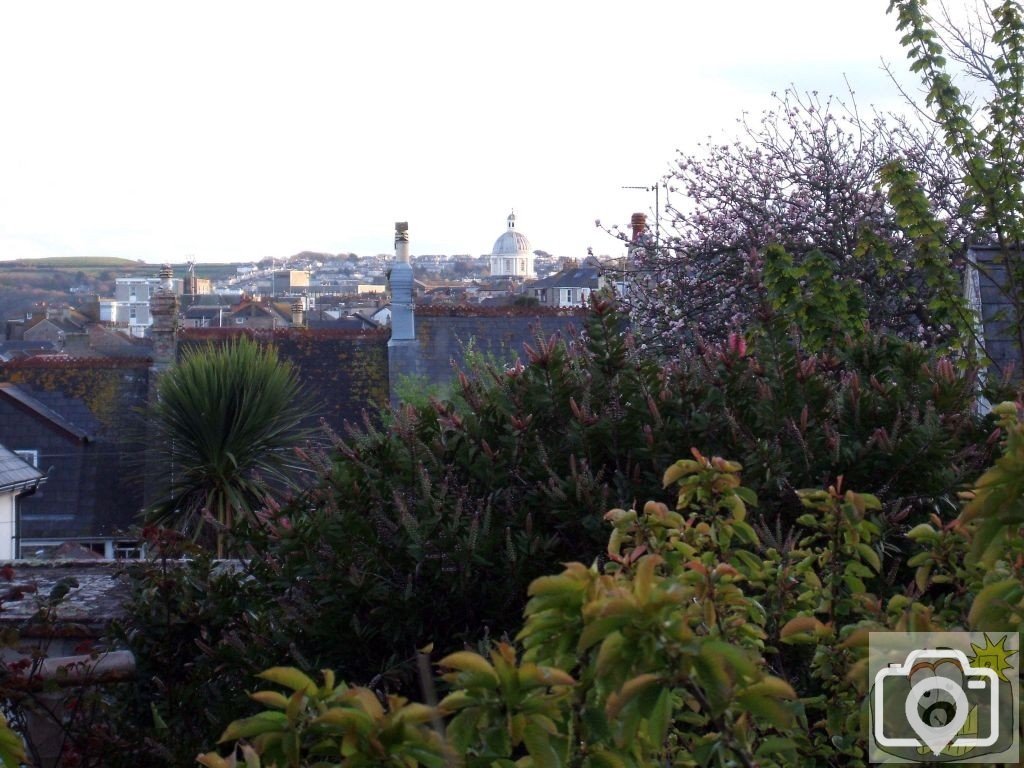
[6,257,147,269]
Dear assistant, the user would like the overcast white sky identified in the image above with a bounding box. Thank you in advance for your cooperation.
[0,2,940,263]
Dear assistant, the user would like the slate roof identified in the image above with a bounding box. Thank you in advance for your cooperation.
[26,316,86,335]
[307,317,373,331]
[0,444,43,493]
[181,293,242,309]
[531,264,603,290]
[0,383,92,442]
[0,341,55,361]
[184,306,226,320]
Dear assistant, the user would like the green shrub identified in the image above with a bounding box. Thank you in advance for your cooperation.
[236,298,988,687]
[202,419,1024,765]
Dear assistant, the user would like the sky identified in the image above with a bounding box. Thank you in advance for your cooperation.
[0,1,946,264]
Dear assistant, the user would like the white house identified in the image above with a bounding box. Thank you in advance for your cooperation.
[529,258,608,308]
[100,276,183,338]
[0,445,44,561]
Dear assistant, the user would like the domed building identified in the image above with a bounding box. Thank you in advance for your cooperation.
[490,212,535,278]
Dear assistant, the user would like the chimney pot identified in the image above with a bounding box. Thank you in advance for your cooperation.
[394,222,410,264]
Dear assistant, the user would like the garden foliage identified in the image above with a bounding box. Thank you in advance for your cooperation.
[203,412,1024,765]
[231,297,989,689]
[77,293,993,766]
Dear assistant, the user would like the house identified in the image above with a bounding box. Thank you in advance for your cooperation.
[180,294,243,329]
[99,275,184,338]
[183,305,229,329]
[19,307,89,349]
[0,367,149,560]
[529,258,608,308]
[0,444,44,560]
[224,299,294,329]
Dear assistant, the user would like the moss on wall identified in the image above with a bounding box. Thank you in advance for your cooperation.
[0,358,150,432]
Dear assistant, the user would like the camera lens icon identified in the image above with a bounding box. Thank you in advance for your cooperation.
[873,649,1000,756]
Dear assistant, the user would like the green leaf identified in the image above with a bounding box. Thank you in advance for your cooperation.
[218,711,288,743]
[523,722,562,768]
[855,543,882,572]
[969,579,1024,630]
[736,691,794,729]
[644,687,672,747]
[754,736,798,760]
[578,616,630,654]
[446,708,483,754]
[258,667,318,695]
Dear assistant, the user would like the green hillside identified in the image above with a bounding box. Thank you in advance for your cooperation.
[4,257,147,270]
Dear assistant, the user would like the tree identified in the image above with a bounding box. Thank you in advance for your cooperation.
[888,0,1024,375]
[145,336,313,555]
[619,87,971,353]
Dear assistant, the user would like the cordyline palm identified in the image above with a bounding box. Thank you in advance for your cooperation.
[145,336,313,555]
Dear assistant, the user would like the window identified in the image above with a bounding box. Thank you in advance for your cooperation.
[14,450,38,468]
[129,306,137,320]
[114,540,143,559]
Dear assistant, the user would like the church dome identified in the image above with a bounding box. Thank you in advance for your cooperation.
[492,229,532,255]
[490,212,535,278]
[493,213,532,255]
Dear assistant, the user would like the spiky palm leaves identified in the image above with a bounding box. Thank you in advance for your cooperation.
[146,336,312,554]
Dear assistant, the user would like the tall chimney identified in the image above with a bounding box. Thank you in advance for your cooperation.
[145,264,180,516]
[291,300,305,328]
[388,221,415,341]
[150,265,179,369]
[387,220,419,407]
[630,212,647,242]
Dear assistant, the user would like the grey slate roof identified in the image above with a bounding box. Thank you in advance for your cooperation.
[530,265,603,290]
[0,341,56,362]
[307,316,378,331]
[184,306,225,320]
[0,383,93,442]
[0,444,43,492]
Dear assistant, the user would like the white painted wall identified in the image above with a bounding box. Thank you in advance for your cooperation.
[0,492,16,561]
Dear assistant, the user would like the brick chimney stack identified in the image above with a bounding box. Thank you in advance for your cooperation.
[150,265,179,370]
[630,212,647,242]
